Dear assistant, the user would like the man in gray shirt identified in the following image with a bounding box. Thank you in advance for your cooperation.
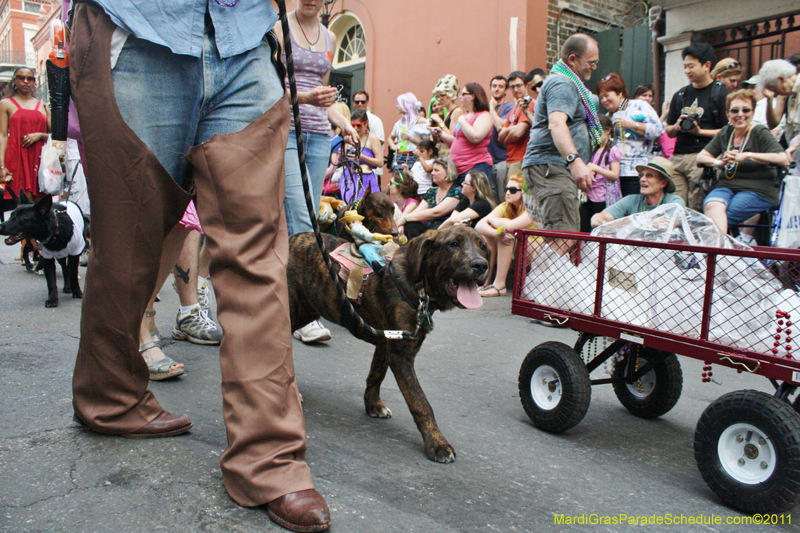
[522,33,600,231]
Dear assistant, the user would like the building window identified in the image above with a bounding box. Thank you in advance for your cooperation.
[23,2,42,14]
[336,24,365,66]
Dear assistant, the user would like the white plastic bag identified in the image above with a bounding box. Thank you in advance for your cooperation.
[38,138,64,196]
[777,175,800,249]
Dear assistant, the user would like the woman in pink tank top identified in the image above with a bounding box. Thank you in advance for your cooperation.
[0,67,50,203]
[438,82,494,185]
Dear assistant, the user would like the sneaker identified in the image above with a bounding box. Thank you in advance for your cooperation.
[197,279,211,312]
[292,319,331,343]
[79,249,89,267]
[172,307,223,345]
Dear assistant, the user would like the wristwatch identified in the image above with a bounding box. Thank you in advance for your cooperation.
[565,153,580,164]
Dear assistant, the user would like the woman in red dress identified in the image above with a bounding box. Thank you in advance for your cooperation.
[0,67,51,203]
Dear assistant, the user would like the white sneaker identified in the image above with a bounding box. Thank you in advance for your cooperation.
[293,319,331,343]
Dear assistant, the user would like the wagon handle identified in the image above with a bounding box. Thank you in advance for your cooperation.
[719,355,761,374]
[544,314,569,325]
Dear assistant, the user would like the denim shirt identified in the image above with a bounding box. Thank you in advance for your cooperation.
[91,0,278,58]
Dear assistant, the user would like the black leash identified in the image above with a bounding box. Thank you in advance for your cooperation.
[276,0,421,343]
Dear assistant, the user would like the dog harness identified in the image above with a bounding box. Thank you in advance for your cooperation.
[39,202,86,260]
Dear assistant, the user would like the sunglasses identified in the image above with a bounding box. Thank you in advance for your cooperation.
[505,186,522,194]
[719,61,741,74]
[15,75,34,82]
[532,81,543,90]
[354,100,367,104]
[460,92,472,97]
[351,120,368,127]
[729,107,752,114]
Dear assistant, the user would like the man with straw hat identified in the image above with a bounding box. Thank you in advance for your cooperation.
[590,156,685,228]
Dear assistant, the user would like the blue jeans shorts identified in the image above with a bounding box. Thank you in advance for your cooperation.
[703,187,774,226]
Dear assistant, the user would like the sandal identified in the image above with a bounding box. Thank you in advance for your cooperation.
[479,285,507,297]
[140,342,185,381]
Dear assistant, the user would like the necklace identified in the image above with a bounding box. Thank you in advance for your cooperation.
[295,11,321,51]
[724,125,753,179]
[550,60,603,150]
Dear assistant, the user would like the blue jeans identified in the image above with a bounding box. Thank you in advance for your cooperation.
[703,187,774,226]
[283,131,331,235]
[112,32,284,186]
[457,161,493,187]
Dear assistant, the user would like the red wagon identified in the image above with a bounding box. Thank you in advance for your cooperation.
[511,227,800,514]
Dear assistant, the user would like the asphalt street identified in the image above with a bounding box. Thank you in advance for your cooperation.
[1,240,799,533]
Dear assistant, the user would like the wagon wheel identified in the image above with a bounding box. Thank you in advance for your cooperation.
[611,346,682,419]
[694,390,800,514]
[519,342,591,433]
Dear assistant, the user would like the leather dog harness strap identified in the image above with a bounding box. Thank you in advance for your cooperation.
[387,262,433,331]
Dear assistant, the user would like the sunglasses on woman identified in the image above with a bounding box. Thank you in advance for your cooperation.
[729,107,752,114]
[506,186,522,194]
[719,61,741,74]
[16,75,35,82]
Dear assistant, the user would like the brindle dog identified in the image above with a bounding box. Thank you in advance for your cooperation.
[334,189,397,240]
[287,226,490,463]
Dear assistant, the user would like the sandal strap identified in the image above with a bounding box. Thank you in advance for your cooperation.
[148,356,182,374]
[139,340,162,353]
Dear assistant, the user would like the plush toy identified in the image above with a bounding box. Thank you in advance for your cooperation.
[339,210,393,274]
[318,196,346,230]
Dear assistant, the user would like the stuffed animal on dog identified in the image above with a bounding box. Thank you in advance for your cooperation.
[319,196,346,230]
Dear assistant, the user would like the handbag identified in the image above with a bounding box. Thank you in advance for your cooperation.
[777,175,800,249]
[38,137,64,195]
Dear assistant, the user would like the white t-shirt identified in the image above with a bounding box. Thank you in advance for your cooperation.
[411,159,433,194]
[367,110,385,176]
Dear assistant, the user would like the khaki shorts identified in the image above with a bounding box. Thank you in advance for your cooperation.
[507,161,523,180]
[669,152,704,209]
[523,164,579,232]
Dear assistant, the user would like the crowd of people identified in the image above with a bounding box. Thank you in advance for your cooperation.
[1,1,799,531]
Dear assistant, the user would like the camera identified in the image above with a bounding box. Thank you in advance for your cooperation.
[680,113,700,132]
[522,95,532,105]
[346,146,357,159]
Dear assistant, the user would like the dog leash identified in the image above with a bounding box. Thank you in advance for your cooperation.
[277,0,422,343]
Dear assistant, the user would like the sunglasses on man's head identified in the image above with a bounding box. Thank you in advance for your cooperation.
[16,75,34,82]
[506,186,522,194]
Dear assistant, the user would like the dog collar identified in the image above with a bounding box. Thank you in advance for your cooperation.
[40,210,59,247]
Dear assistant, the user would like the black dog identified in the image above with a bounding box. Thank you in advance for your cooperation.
[0,192,85,307]
[288,226,489,463]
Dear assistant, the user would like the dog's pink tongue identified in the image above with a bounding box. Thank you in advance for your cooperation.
[457,280,483,309]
